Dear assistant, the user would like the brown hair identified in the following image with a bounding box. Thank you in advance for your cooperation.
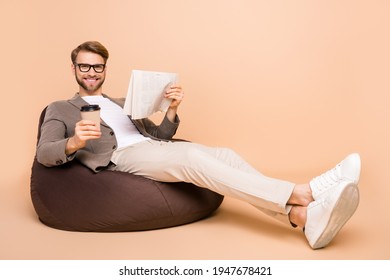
[71,41,109,64]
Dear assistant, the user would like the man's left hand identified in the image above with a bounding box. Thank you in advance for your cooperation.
[165,84,184,109]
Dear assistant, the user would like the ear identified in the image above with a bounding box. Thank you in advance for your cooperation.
[71,63,76,75]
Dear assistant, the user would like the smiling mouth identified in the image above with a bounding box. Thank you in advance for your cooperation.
[84,77,99,82]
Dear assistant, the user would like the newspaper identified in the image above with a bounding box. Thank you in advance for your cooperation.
[123,70,178,119]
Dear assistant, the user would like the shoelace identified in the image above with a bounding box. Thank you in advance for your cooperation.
[311,164,342,194]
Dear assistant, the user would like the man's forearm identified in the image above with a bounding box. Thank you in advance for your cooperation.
[65,136,80,156]
[166,107,178,123]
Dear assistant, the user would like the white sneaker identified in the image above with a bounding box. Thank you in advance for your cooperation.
[310,153,361,201]
[305,153,361,249]
[305,181,359,249]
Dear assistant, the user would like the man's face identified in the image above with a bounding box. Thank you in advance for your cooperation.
[73,51,106,96]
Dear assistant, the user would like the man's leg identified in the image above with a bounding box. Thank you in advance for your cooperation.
[112,142,362,249]
[110,140,295,225]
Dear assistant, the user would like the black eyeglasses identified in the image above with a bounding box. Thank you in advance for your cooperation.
[74,63,106,73]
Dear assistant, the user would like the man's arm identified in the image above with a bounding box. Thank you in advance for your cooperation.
[65,120,101,155]
[36,103,101,167]
[164,84,184,123]
[36,104,74,167]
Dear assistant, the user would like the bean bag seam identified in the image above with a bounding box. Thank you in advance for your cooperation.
[150,180,174,216]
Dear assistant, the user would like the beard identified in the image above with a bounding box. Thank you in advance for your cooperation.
[75,74,105,94]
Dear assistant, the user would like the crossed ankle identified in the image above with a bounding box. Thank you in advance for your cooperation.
[288,184,313,207]
[289,205,307,228]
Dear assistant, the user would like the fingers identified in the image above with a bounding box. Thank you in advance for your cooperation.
[165,84,184,101]
[75,120,101,140]
[77,120,100,130]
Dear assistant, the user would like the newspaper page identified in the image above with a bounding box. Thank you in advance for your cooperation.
[123,70,178,119]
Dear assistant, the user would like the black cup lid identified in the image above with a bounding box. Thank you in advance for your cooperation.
[80,104,101,112]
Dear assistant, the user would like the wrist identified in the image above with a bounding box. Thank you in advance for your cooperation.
[65,137,80,155]
[166,107,177,123]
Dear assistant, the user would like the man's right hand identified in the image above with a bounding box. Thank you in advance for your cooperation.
[65,120,101,155]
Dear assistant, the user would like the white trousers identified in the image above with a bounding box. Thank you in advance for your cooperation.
[110,140,295,226]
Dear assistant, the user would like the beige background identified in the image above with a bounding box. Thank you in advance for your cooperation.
[0,0,389,259]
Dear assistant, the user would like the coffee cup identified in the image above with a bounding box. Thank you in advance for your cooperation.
[80,104,101,129]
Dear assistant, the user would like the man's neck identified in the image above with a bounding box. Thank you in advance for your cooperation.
[79,90,103,97]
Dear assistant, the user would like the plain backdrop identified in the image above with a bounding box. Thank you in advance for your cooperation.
[0,0,389,259]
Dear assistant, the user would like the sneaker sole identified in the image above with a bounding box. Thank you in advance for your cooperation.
[311,183,359,249]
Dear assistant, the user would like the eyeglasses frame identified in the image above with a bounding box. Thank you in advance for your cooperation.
[74,63,106,73]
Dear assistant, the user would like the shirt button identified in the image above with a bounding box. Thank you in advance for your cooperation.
[110,131,114,136]
[112,145,117,149]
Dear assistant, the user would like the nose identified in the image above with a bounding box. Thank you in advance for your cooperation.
[86,67,97,75]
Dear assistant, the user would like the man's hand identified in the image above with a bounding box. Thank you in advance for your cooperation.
[165,84,184,109]
[165,84,184,122]
[65,120,101,155]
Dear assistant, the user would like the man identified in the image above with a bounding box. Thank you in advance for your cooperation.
[37,41,361,249]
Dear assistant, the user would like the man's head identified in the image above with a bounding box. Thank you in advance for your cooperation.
[71,41,109,96]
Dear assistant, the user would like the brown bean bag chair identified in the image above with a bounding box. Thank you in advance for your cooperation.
[30,107,224,232]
